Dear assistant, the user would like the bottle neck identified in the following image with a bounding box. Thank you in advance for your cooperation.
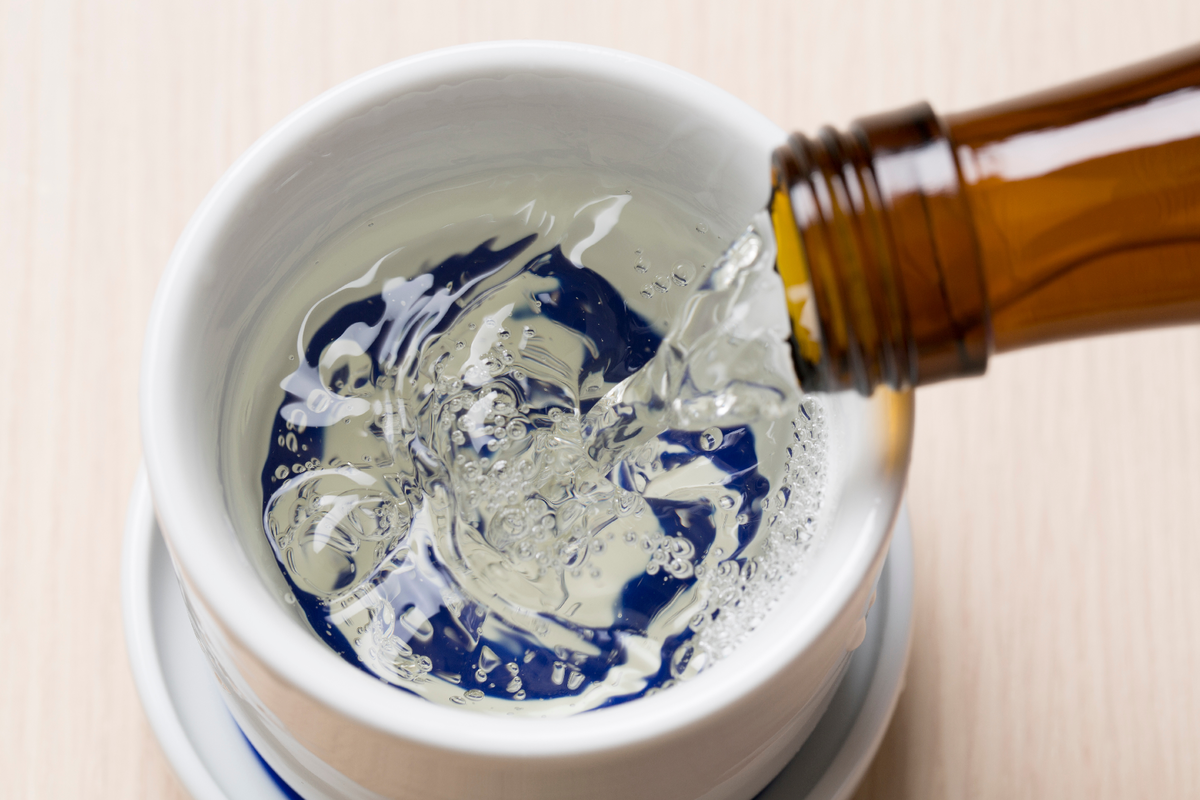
[772,105,989,394]
[776,44,1200,393]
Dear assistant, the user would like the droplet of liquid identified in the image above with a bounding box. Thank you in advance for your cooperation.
[699,427,723,451]
[695,222,709,233]
[478,645,501,673]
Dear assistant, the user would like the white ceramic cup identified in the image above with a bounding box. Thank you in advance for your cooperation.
[140,41,912,800]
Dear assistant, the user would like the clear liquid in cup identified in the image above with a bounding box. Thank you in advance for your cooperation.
[255,171,829,716]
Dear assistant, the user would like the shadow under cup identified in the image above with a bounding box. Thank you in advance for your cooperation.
[140,42,913,800]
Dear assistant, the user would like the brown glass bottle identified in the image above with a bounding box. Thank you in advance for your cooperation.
[772,44,1200,394]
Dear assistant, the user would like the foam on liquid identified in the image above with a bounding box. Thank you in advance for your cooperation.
[257,172,828,716]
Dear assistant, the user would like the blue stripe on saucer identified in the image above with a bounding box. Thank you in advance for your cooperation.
[239,730,306,800]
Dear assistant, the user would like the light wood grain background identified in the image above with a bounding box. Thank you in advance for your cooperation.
[2,1,1199,798]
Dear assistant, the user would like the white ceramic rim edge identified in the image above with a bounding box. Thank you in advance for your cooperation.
[140,40,907,758]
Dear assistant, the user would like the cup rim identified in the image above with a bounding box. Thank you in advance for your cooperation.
[141,39,912,759]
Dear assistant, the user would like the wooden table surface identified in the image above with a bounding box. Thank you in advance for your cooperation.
[3,1,1199,798]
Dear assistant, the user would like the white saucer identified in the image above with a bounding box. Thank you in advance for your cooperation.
[122,467,913,800]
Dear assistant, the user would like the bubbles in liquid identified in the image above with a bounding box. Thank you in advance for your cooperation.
[671,261,696,287]
[256,175,827,716]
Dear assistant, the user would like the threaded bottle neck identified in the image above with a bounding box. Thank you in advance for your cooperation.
[772,103,991,393]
